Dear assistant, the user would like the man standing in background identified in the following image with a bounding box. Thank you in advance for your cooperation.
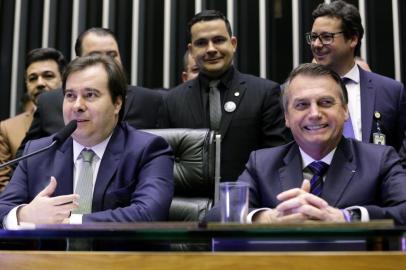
[160,10,291,181]
[308,0,406,150]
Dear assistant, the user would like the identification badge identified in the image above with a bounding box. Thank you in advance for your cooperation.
[373,132,386,145]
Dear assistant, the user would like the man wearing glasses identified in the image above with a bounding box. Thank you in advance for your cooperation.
[307,0,406,153]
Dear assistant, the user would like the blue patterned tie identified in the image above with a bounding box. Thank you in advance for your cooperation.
[308,161,329,196]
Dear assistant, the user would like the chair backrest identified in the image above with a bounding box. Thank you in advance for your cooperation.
[142,129,217,221]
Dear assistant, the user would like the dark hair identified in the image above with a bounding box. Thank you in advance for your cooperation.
[62,55,127,121]
[74,27,117,56]
[283,63,348,111]
[312,0,364,55]
[25,48,67,75]
[187,10,232,40]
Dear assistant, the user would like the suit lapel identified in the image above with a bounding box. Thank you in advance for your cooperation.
[359,68,375,143]
[91,126,123,211]
[279,143,304,191]
[186,79,206,126]
[219,71,247,138]
[53,138,74,196]
[322,138,357,206]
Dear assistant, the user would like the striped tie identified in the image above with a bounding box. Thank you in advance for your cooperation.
[72,149,95,214]
[209,80,222,130]
[308,161,329,196]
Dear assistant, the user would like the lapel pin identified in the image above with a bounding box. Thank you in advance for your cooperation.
[234,92,240,97]
[224,101,236,112]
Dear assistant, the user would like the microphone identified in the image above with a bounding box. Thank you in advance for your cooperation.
[0,120,77,169]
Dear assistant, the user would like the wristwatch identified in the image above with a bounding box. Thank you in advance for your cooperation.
[347,209,361,221]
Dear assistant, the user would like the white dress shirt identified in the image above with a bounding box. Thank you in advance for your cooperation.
[342,63,362,141]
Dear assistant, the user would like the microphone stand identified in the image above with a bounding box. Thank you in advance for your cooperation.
[0,140,58,169]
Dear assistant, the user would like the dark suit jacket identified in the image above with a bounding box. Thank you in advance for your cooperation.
[159,69,292,181]
[0,123,174,225]
[206,138,406,224]
[359,68,406,150]
[15,86,164,159]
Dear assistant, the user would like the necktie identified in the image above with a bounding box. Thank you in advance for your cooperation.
[343,115,355,138]
[209,80,222,130]
[72,149,96,214]
[341,77,355,139]
[308,161,329,196]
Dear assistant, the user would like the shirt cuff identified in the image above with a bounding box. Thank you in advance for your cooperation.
[345,206,370,222]
[247,207,272,223]
[2,205,35,230]
[69,214,83,224]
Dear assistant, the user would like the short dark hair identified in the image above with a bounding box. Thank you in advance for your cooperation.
[283,63,348,111]
[62,55,127,121]
[312,0,364,55]
[74,27,117,57]
[25,48,67,75]
[187,10,232,40]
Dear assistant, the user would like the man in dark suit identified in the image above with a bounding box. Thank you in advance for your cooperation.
[160,10,291,181]
[308,0,406,150]
[206,63,406,225]
[15,27,163,160]
[0,55,173,228]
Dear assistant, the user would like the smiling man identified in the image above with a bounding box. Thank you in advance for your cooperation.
[160,10,291,181]
[308,0,406,152]
[206,63,406,225]
[0,55,174,228]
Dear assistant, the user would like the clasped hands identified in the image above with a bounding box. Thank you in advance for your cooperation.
[253,179,345,223]
[17,177,79,225]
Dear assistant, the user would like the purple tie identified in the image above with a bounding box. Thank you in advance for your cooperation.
[343,115,355,138]
[341,77,355,139]
[308,161,329,196]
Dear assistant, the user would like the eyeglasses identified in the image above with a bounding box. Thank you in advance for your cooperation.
[305,31,344,45]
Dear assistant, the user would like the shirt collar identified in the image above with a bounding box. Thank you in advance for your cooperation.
[342,63,360,84]
[299,147,336,169]
[199,65,235,92]
[73,134,112,162]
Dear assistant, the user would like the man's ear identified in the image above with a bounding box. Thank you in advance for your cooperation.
[285,112,290,128]
[349,35,359,50]
[114,96,123,115]
[230,36,238,52]
[181,72,188,83]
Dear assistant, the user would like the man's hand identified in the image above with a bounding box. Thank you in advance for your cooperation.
[17,177,79,224]
[253,180,345,223]
[276,179,345,222]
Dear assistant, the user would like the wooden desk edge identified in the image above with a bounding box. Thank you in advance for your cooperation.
[0,251,405,270]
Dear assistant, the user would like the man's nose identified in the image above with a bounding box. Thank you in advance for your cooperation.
[312,37,324,48]
[308,103,321,118]
[36,76,46,87]
[73,97,86,111]
[207,41,217,53]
